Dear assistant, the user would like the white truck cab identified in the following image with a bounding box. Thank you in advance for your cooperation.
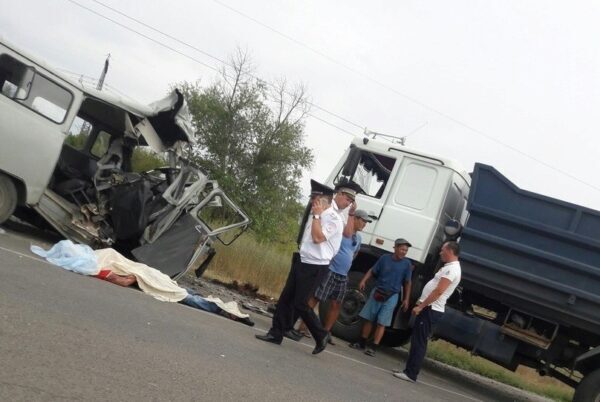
[327,136,470,262]
[320,135,470,341]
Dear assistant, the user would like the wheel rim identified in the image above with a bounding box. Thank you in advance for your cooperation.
[338,288,367,326]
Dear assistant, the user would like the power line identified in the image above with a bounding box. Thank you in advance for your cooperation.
[210,0,463,116]
[85,0,364,133]
[60,3,355,141]
[60,63,353,137]
[210,0,600,193]
[65,0,227,75]
[306,113,356,137]
[64,1,307,114]
[91,0,229,66]
[64,0,599,192]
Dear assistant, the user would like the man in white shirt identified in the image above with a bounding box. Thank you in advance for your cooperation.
[393,241,462,382]
[256,180,360,355]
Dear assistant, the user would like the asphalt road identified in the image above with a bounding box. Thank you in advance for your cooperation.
[0,224,506,402]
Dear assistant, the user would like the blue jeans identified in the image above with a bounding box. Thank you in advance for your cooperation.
[404,307,443,381]
[179,290,221,314]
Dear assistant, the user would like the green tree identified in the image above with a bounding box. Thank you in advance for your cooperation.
[131,147,166,173]
[178,50,313,243]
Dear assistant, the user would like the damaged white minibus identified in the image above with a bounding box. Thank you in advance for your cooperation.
[0,38,249,278]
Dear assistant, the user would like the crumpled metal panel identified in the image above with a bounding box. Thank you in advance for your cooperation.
[132,213,208,279]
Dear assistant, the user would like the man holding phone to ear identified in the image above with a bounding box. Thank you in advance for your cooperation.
[256,179,362,355]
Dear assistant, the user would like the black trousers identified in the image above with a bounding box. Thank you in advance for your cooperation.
[269,253,329,342]
[404,306,443,380]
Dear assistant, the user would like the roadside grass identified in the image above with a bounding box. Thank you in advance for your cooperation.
[203,233,292,299]
[427,340,574,402]
[207,233,575,402]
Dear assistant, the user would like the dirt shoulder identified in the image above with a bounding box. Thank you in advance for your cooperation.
[179,274,275,318]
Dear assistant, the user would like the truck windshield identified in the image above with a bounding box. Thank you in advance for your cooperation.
[335,150,395,199]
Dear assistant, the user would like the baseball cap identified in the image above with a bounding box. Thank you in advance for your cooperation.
[353,209,373,222]
[394,238,412,247]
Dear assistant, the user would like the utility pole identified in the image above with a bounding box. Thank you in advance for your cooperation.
[96,54,110,91]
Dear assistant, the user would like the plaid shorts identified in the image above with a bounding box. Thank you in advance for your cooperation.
[314,271,348,303]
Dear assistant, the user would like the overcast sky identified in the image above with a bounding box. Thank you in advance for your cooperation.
[2,0,599,210]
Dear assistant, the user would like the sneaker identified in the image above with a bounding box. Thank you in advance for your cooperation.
[393,372,416,383]
[392,368,402,374]
[364,347,376,357]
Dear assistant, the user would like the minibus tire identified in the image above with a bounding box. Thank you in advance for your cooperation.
[0,174,17,224]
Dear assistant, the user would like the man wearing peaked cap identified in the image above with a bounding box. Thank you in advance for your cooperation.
[256,178,355,355]
[310,179,336,197]
[334,179,364,202]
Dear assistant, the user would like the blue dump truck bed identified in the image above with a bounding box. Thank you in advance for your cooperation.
[459,163,600,335]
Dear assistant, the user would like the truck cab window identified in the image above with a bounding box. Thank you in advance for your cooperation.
[335,150,395,199]
[0,54,72,123]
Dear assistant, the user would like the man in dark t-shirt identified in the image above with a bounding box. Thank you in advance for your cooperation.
[349,238,413,356]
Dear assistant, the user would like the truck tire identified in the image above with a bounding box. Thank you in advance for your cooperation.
[320,271,373,342]
[0,174,18,224]
[574,369,600,402]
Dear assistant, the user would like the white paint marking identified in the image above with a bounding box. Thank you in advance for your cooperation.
[250,326,483,401]
[0,245,49,264]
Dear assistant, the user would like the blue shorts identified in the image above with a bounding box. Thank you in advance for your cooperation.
[359,288,399,326]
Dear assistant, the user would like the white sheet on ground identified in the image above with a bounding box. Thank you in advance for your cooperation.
[95,248,188,302]
[95,248,248,318]
[204,296,249,319]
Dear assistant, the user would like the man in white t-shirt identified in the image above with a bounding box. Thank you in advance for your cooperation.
[393,241,461,383]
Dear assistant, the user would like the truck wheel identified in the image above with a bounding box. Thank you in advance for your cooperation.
[320,271,373,342]
[574,369,600,402]
[0,174,18,224]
